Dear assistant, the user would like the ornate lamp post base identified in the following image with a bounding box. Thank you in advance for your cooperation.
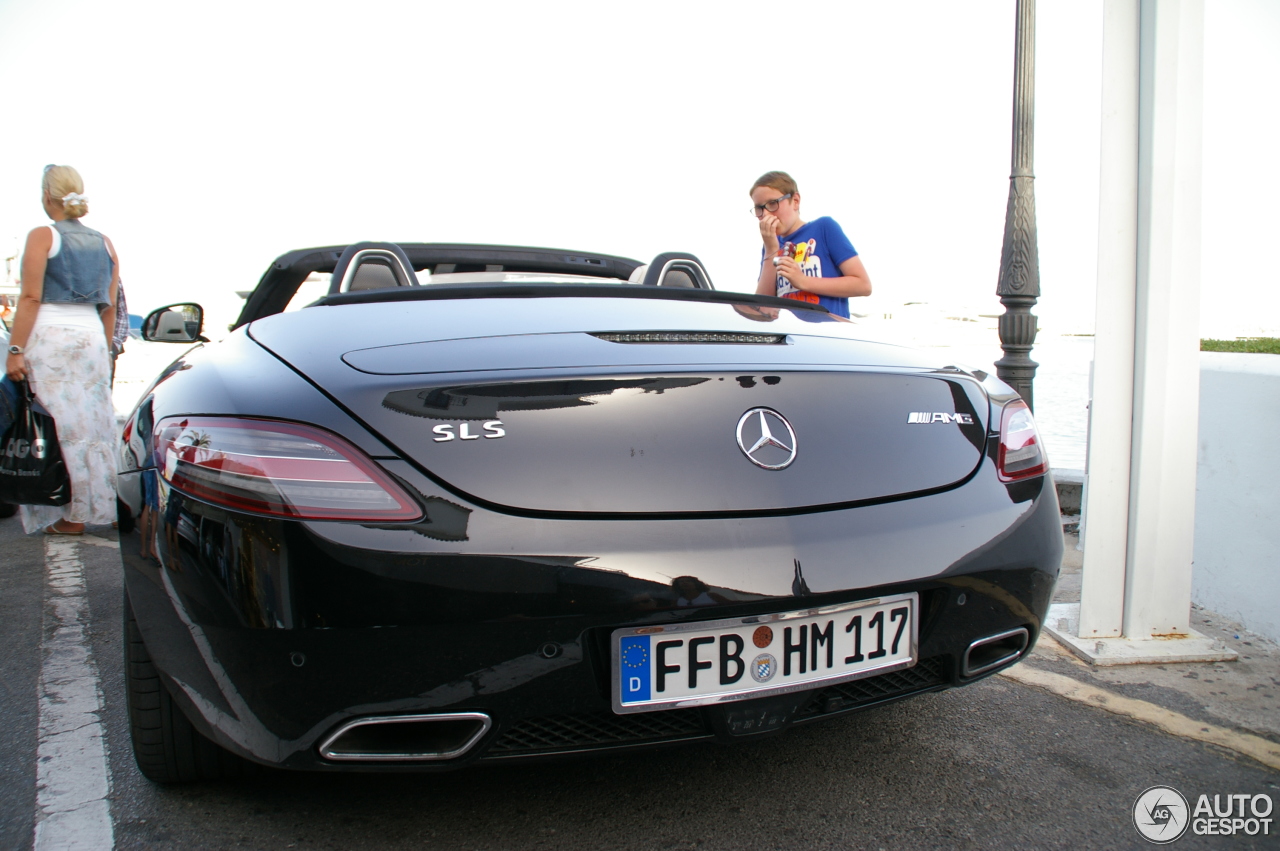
[994,293,1039,410]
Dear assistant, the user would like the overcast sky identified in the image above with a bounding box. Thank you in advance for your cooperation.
[1,0,1276,337]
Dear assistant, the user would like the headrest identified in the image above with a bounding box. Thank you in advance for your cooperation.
[155,311,188,337]
[329,242,420,294]
[641,252,714,289]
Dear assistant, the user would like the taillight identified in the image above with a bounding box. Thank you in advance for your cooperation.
[153,417,422,521]
[996,400,1048,482]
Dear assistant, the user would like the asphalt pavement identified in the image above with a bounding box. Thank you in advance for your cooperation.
[1,515,1276,851]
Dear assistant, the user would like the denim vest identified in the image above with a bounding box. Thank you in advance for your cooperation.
[43,219,113,307]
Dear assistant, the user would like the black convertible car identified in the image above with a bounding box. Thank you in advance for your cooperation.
[118,242,1061,782]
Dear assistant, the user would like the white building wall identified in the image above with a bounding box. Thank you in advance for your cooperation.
[1193,353,1280,641]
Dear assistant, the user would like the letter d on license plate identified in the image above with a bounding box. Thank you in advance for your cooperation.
[611,593,917,714]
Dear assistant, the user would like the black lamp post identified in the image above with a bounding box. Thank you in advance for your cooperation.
[995,0,1041,410]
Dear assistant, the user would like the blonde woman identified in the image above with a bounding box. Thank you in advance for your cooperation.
[4,165,119,534]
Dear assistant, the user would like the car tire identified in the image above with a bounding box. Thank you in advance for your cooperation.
[124,593,254,782]
[0,501,16,519]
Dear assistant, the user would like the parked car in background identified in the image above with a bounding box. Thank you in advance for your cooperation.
[117,242,1062,781]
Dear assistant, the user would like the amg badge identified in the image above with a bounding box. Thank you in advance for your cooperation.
[907,412,974,425]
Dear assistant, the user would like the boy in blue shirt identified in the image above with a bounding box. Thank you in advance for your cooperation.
[751,171,871,318]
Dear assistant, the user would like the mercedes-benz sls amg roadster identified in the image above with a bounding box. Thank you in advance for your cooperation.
[117,242,1062,782]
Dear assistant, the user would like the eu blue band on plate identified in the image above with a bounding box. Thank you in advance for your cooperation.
[618,635,651,703]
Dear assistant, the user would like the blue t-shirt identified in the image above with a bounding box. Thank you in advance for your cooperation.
[759,216,858,318]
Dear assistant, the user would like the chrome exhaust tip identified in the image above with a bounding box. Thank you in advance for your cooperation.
[319,712,492,762]
[962,627,1029,678]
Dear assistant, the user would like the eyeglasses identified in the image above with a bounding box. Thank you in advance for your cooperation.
[751,193,793,217]
[43,164,57,173]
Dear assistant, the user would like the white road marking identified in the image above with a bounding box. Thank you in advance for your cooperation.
[33,537,115,850]
[1000,664,1280,771]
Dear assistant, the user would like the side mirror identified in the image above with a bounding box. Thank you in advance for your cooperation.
[142,303,206,343]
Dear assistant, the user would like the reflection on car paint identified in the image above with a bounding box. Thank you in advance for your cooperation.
[382,376,709,420]
[363,495,473,542]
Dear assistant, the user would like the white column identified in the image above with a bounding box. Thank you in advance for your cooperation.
[1078,0,1140,639]
[1079,0,1204,640]
[1124,0,1204,638]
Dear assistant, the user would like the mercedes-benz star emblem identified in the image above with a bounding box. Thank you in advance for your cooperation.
[736,408,797,470]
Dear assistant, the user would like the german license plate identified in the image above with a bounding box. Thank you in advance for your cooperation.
[611,593,917,714]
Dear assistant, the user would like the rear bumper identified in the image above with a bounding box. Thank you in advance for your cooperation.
[119,465,1062,771]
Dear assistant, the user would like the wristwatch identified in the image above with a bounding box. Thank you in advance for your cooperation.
[7,345,22,355]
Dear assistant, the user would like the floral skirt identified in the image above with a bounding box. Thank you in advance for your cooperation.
[20,323,118,532]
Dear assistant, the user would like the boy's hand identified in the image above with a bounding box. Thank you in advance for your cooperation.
[758,212,781,250]
[773,256,805,287]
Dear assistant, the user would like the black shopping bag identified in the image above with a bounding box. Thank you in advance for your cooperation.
[0,380,71,506]
[0,375,18,435]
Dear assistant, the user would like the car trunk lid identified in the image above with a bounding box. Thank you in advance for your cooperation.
[248,302,990,514]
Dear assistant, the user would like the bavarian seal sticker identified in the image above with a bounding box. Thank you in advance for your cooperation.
[750,653,777,683]
[752,625,773,648]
